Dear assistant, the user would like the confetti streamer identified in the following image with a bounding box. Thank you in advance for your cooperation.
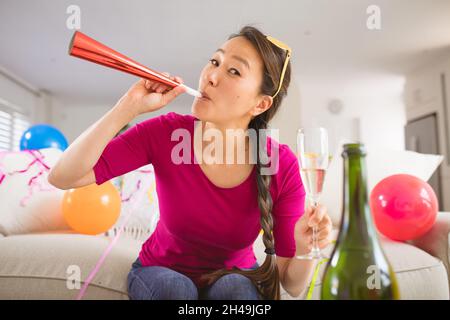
[120,168,153,203]
[76,176,149,300]
[305,240,336,300]
[306,258,329,300]
[0,150,56,206]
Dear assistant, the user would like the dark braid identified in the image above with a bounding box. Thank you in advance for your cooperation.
[250,116,280,300]
[199,25,291,300]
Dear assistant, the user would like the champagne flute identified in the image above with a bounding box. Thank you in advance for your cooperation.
[296,127,329,260]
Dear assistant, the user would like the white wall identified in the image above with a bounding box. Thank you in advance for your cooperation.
[49,97,189,143]
[269,77,302,152]
[297,73,406,156]
[0,68,45,122]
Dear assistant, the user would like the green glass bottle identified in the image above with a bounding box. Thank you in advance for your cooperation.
[320,143,400,300]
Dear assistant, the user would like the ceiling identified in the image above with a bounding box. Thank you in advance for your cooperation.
[1,0,450,105]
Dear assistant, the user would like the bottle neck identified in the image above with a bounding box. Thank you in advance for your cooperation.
[341,152,379,247]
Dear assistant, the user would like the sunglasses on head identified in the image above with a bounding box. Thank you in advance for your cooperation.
[266,35,292,99]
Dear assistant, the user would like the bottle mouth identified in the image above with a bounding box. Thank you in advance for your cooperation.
[342,143,367,156]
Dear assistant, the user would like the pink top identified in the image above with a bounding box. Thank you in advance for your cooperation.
[93,112,306,288]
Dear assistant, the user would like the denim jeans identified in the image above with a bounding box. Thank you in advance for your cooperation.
[127,258,260,300]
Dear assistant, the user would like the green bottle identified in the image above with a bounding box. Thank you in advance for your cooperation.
[320,143,400,300]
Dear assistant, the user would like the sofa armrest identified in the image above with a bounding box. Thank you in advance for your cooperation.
[409,212,450,279]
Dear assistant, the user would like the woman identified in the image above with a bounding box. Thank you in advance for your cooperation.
[48,26,332,300]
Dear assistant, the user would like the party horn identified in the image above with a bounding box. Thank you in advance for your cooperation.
[68,31,201,97]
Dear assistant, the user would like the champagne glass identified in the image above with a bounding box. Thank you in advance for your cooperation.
[296,127,329,260]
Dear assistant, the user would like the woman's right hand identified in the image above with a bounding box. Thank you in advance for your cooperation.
[118,72,187,117]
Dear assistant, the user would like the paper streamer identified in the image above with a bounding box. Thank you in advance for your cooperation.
[121,179,142,202]
[305,240,336,300]
[76,178,148,300]
[0,150,56,206]
[306,258,329,300]
[119,168,153,202]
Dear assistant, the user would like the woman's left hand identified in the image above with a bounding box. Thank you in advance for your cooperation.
[294,204,333,256]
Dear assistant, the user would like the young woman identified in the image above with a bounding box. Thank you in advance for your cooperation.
[48,26,332,300]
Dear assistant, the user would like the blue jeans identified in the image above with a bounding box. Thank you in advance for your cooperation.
[127,258,260,300]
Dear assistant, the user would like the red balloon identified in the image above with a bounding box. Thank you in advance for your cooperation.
[369,174,438,241]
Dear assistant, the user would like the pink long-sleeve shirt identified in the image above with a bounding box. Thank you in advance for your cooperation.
[93,112,306,288]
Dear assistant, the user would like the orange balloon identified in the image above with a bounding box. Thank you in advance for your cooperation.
[62,182,121,235]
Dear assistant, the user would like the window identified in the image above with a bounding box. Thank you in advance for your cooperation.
[0,99,31,152]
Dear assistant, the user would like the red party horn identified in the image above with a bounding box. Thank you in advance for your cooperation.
[68,31,201,97]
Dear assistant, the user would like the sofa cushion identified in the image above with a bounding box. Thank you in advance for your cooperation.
[1,230,448,300]
[255,229,449,300]
[106,164,160,242]
[0,232,141,299]
[0,148,69,235]
[409,212,450,293]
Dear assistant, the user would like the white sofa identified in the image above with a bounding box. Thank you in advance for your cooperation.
[0,212,449,300]
[1,147,449,299]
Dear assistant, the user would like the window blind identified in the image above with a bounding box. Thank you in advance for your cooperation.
[0,101,31,152]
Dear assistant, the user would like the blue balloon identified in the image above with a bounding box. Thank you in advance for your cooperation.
[20,124,68,151]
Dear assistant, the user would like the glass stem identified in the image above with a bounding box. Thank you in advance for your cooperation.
[312,225,320,254]
[311,199,321,254]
